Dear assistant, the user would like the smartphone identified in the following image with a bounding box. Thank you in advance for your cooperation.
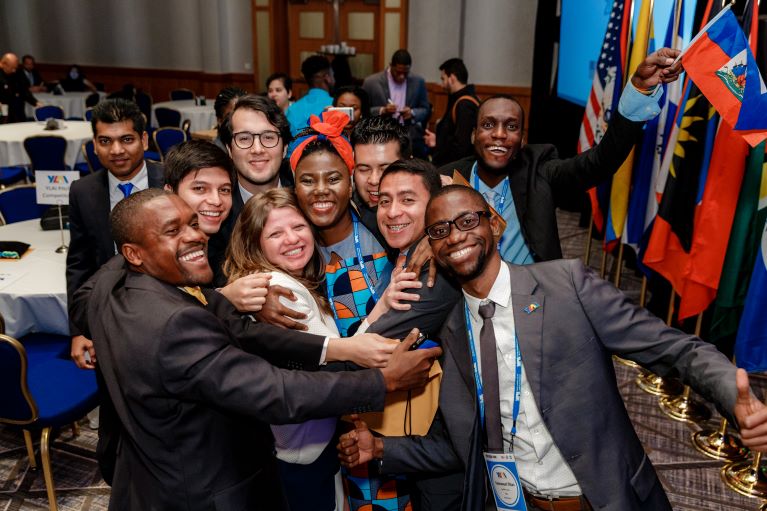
[409,332,439,350]
[328,106,354,121]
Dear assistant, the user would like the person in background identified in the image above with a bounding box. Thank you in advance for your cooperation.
[212,86,247,151]
[60,64,97,93]
[266,72,293,113]
[363,49,431,158]
[0,52,41,122]
[287,55,334,136]
[19,54,46,92]
[332,85,369,138]
[424,58,479,166]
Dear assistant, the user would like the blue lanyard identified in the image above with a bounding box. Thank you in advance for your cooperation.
[472,162,509,213]
[464,303,522,444]
[326,214,379,320]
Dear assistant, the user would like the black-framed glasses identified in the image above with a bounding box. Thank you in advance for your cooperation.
[425,210,491,240]
[232,130,281,149]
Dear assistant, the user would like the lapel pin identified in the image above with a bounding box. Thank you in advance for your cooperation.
[523,302,540,314]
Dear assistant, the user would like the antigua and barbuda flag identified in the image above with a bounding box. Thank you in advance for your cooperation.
[681,5,767,147]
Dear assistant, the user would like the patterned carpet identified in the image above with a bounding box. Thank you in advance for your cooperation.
[1,210,765,509]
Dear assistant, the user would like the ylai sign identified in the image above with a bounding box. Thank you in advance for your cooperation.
[35,171,80,205]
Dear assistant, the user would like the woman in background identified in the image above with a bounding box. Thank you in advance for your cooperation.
[332,85,369,138]
[266,72,294,112]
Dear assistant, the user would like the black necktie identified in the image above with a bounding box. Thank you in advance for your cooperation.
[478,301,503,452]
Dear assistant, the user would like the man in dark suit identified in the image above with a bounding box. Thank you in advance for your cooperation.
[74,189,438,510]
[439,48,683,265]
[0,52,40,122]
[18,54,46,92]
[340,185,767,510]
[68,98,164,368]
[363,49,431,158]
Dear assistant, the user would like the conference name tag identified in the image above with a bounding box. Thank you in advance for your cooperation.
[484,452,527,510]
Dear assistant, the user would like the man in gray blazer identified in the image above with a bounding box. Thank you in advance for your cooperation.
[363,49,431,157]
[75,189,440,510]
[339,185,767,510]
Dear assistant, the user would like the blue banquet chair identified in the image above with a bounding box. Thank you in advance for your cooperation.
[153,127,187,161]
[0,184,49,225]
[34,105,65,121]
[169,88,195,101]
[23,135,69,172]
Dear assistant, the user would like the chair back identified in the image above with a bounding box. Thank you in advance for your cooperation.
[33,105,65,121]
[135,90,153,121]
[153,128,188,161]
[154,107,181,128]
[170,88,195,101]
[85,92,101,108]
[84,107,94,122]
[81,140,101,174]
[23,135,68,171]
[181,118,192,139]
[0,184,48,224]
[0,334,39,426]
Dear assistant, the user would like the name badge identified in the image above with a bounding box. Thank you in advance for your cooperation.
[484,452,527,510]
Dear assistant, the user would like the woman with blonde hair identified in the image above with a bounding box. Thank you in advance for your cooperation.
[223,188,396,511]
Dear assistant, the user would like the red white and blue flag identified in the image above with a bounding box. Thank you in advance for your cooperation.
[681,6,767,147]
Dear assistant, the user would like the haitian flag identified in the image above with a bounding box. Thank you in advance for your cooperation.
[734,223,767,372]
[681,6,767,147]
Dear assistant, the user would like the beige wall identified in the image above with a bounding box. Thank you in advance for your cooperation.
[0,0,253,73]
[407,0,537,87]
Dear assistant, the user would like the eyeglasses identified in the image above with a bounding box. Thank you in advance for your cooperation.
[425,210,491,240]
[232,130,281,149]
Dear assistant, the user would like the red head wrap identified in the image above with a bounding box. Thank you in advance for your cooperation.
[289,110,355,174]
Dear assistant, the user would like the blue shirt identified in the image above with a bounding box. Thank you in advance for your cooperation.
[286,88,333,136]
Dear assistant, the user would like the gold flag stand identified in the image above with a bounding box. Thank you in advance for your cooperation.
[692,417,749,461]
[722,452,767,499]
[659,313,712,423]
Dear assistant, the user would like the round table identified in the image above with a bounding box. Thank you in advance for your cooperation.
[152,100,216,132]
[0,121,92,167]
[0,219,70,338]
[25,91,105,119]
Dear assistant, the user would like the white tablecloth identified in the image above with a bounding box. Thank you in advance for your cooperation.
[25,91,105,119]
[0,121,92,167]
[152,100,216,132]
[0,220,70,337]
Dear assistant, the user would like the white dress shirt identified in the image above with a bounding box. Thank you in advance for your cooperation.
[463,262,583,497]
[107,162,149,211]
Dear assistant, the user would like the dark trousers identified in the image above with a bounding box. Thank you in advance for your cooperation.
[277,439,340,511]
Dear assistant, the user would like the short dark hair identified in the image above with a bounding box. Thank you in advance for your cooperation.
[21,54,34,63]
[477,95,526,133]
[380,158,441,197]
[219,94,292,148]
[91,98,146,135]
[111,188,169,251]
[391,49,412,67]
[300,55,331,84]
[333,85,370,119]
[439,58,468,84]
[163,140,235,191]
[214,87,247,120]
[427,184,489,215]
[265,72,293,93]
[350,116,411,158]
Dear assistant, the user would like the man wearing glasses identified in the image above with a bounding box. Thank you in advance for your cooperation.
[212,94,294,286]
[340,185,767,511]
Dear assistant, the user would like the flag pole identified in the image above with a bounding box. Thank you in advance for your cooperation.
[584,216,594,266]
[659,312,712,422]
[613,242,625,288]
[636,291,684,396]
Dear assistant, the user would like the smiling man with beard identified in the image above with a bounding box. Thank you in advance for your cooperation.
[73,188,440,511]
[439,48,683,265]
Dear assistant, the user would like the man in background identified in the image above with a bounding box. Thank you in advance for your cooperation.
[19,54,46,92]
[286,55,334,136]
[363,49,431,157]
[0,52,41,122]
[424,58,478,166]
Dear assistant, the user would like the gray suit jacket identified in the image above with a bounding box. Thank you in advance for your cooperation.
[362,69,431,141]
[82,265,386,510]
[382,259,738,511]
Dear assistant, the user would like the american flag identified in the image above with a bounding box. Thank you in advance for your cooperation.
[579,0,631,232]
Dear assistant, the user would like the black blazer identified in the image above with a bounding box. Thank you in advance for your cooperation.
[66,161,164,335]
[438,111,644,262]
[73,261,386,511]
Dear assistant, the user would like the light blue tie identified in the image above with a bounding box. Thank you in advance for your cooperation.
[117,183,134,198]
